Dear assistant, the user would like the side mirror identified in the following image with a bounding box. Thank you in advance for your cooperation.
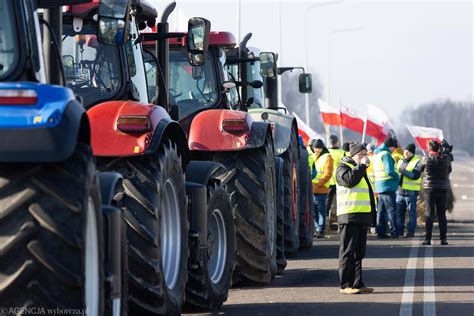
[97,0,131,46]
[186,17,211,66]
[259,52,277,78]
[299,73,312,93]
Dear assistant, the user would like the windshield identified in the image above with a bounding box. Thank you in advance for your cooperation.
[62,23,122,107]
[226,61,264,109]
[0,1,19,80]
[169,49,218,119]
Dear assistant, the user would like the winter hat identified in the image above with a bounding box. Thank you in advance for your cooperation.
[329,135,339,146]
[405,143,416,154]
[384,136,397,148]
[350,142,366,157]
[314,139,325,149]
[342,142,350,152]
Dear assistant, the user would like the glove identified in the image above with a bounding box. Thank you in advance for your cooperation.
[398,163,406,174]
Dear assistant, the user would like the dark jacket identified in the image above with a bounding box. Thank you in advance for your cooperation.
[336,156,377,226]
[397,156,422,195]
[421,152,452,191]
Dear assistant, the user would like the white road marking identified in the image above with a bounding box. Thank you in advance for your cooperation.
[453,183,474,188]
[399,241,419,316]
[423,246,436,316]
[461,195,474,201]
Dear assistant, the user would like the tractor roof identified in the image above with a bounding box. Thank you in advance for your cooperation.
[68,0,157,22]
[169,31,236,49]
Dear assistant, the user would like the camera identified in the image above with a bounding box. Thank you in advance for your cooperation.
[439,139,454,161]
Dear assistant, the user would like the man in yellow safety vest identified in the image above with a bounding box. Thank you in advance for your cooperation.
[325,135,346,226]
[312,139,333,238]
[336,142,376,295]
[396,143,422,238]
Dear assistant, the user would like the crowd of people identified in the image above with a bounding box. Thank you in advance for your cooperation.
[306,135,453,294]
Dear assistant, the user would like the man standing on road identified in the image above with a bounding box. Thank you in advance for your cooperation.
[336,142,376,294]
[396,143,422,238]
[326,135,346,228]
[421,140,452,245]
[312,139,333,238]
[373,137,400,238]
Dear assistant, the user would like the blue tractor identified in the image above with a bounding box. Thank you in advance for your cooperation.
[0,0,130,313]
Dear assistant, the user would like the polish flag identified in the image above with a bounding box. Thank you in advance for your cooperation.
[318,99,341,126]
[294,113,322,146]
[340,105,365,134]
[406,125,444,151]
[366,104,393,143]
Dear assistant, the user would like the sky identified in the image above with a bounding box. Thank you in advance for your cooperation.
[149,0,473,123]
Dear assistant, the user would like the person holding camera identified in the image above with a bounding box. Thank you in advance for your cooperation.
[421,140,452,245]
[336,143,376,294]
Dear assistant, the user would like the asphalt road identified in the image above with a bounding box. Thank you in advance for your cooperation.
[186,158,474,316]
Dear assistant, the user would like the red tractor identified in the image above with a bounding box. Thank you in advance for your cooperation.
[143,31,279,287]
[62,1,234,313]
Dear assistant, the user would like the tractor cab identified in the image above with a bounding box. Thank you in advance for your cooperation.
[62,0,156,107]
[153,31,241,129]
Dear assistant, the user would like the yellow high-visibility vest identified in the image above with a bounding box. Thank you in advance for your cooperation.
[312,152,330,188]
[367,153,375,185]
[373,151,392,182]
[398,155,421,191]
[328,148,345,186]
[336,161,372,216]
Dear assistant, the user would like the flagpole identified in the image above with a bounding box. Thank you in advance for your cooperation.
[338,98,344,144]
[362,110,367,143]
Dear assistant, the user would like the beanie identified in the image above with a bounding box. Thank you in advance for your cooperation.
[350,143,366,157]
[314,139,325,149]
[405,143,416,154]
[384,136,397,148]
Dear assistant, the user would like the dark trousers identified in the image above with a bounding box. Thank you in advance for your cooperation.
[425,189,448,241]
[376,191,398,237]
[339,223,368,289]
[325,185,337,216]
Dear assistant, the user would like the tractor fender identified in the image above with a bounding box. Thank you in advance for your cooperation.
[188,109,272,152]
[0,83,85,162]
[97,172,123,206]
[248,108,298,156]
[88,101,188,163]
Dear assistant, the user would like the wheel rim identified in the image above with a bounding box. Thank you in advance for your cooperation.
[85,196,99,315]
[266,164,276,256]
[161,178,181,290]
[208,208,227,284]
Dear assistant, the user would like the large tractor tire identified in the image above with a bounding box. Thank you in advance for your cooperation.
[274,157,287,274]
[213,136,277,284]
[185,180,235,311]
[101,140,188,315]
[299,170,315,249]
[0,144,104,314]
[281,130,300,255]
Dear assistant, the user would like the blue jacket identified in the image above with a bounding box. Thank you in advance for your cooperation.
[374,144,399,193]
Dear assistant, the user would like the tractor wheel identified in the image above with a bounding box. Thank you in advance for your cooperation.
[102,140,188,315]
[213,136,277,284]
[0,144,104,314]
[274,157,287,274]
[299,171,315,249]
[185,180,235,311]
[281,130,300,255]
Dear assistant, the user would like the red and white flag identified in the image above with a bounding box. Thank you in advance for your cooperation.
[294,113,322,146]
[318,99,341,126]
[406,125,444,151]
[340,105,365,134]
[365,104,394,143]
